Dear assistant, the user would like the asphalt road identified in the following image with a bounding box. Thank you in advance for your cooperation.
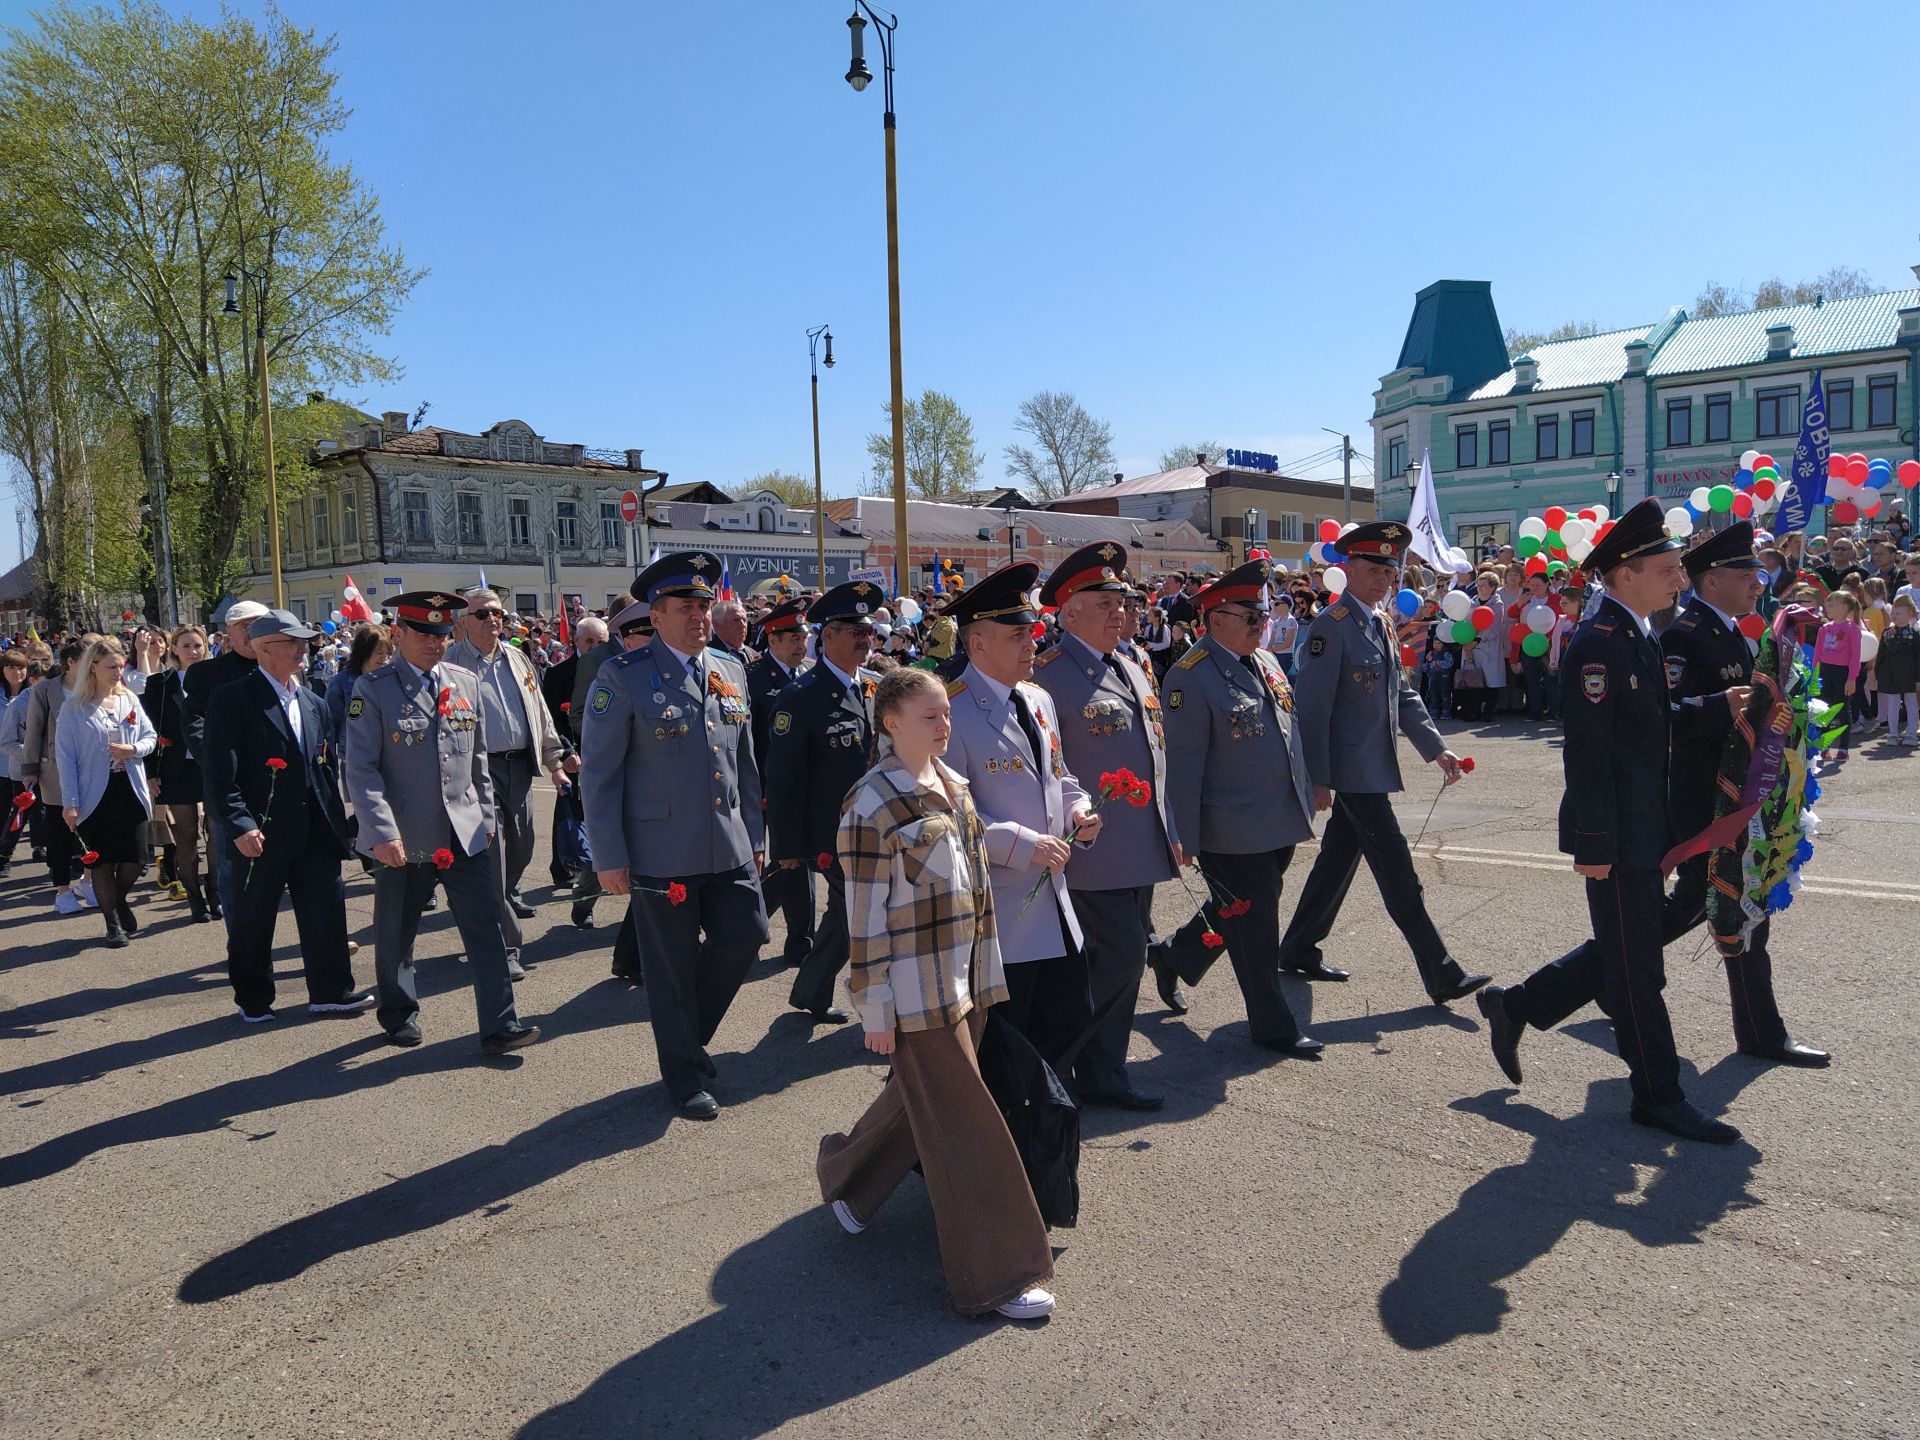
[1,718,1914,1440]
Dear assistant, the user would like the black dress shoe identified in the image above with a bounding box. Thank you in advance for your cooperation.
[570,898,596,929]
[678,1090,720,1121]
[422,892,439,912]
[1078,1085,1164,1111]
[796,1005,852,1026]
[610,964,642,983]
[549,868,572,889]
[1477,985,1523,1086]
[1738,1038,1831,1068]
[1280,960,1350,982]
[1430,970,1493,1005]
[508,896,537,920]
[1254,1034,1324,1059]
[1629,1098,1741,1144]
[387,1021,423,1048]
[1148,945,1189,1015]
[480,1022,541,1054]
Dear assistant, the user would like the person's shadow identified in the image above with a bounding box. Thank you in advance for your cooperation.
[514,1207,995,1439]
[1377,1023,1766,1351]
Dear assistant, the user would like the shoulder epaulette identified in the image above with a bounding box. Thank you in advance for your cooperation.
[1032,647,1062,669]
[1325,604,1348,621]
[1015,679,1044,693]
[1672,614,1698,631]
[945,678,968,697]
[1174,646,1208,670]
[1590,620,1618,635]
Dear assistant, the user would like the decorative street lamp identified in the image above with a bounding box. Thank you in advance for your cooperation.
[1000,493,1018,566]
[222,267,285,607]
[808,324,834,591]
[843,4,909,597]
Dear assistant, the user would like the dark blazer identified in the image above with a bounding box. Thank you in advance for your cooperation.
[182,649,257,767]
[542,655,579,747]
[202,668,352,860]
[1558,597,1675,870]
[745,653,806,776]
[140,668,204,804]
[762,662,875,865]
[1660,599,1748,838]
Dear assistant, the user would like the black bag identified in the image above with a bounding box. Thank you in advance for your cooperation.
[976,1011,1082,1228]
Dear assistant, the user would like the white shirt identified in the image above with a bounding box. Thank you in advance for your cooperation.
[662,640,704,681]
[821,657,861,692]
[266,670,304,745]
[970,667,1016,710]
[1698,599,1740,634]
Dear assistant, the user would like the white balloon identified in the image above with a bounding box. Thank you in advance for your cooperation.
[342,585,360,602]
[1688,486,1712,511]
[1665,507,1695,538]
[897,596,922,623]
[1859,629,1881,664]
[1568,538,1594,562]
[1340,522,1359,536]
[1588,503,1610,524]
[1440,589,1474,621]
[1518,516,1548,542]
[1524,601,1556,635]
[1559,517,1589,547]
[1324,565,1349,594]
[1740,448,1761,471]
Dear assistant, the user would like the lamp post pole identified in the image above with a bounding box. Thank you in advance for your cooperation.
[844,5,908,596]
[1002,496,1018,565]
[224,269,284,607]
[808,324,834,590]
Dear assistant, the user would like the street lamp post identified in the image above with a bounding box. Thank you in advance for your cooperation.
[222,268,285,607]
[1000,494,1020,565]
[843,4,909,596]
[808,324,834,590]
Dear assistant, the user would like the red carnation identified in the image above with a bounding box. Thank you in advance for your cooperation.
[437,685,452,718]
[1223,898,1252,919]
[1201,930,1225,949]
[157,736,172,748]
[817,851,835,872]
[1459,756,1476,774]
[431,848,455,870]
[559,701,571,712]
[264,757,289,771]
[81,849,100,866]
[11,792,33,811]
[666,882,688,905]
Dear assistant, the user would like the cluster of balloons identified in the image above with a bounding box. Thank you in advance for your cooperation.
[1435,586,1499,645]
[1517,503,1613,574]
[1826,453,1920,526]
[1305,517,1358,567]
[1664,449,1792,539]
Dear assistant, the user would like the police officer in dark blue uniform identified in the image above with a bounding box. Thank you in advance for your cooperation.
[1478,500,1747,1143]
[746,598,815,968]
[763,581,884,1023]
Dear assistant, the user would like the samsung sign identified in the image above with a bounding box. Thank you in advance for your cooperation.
[1226,448,1279,473]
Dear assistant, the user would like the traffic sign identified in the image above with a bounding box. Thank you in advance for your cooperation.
[619,489,640,524]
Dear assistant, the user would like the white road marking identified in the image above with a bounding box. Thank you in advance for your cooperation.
[1394,841,1920,905]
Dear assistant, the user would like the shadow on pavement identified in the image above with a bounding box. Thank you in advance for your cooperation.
[1377,1026,1768,1351]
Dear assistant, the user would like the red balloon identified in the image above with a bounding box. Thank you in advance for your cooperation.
[1737,613,1767,641]
[1827,454,1850,480]
[1730,492,1754,518]
[1752,477,1776,500]
[1900,459,1920,489]
[1400,644,1417,668]
[1752,453,1775,473]
[1833,500,1860,524]
[1470,604,1496,632]
[1543,505,1568,529]
[1865,500,1882,518]
[1317,519,1340,543]
[1597,520,1615,541]
[1523,556,1548,577]
[1847,457,1870,485]
[1577,508,1597,523]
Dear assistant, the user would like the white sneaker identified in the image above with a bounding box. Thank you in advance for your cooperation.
[74,878,96,906]
[831,1200,865,1235]
[996,1287,1056,1320]
[54,889,83,915]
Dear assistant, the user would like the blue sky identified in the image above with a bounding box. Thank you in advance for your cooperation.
[4,0,1918,575]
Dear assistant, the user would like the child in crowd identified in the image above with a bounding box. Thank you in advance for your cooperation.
[1421,623,1456,720]
[1814,589,1865,761]
[1873,595,1920,747]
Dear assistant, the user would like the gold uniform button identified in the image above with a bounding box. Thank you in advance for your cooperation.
[713,796,723,806]
[713,770,722,780]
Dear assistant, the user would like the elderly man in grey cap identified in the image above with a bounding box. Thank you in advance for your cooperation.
[183,598,270,925]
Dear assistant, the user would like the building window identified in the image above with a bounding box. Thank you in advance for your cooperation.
[1868,375,1896,429]
[341,486,359,546]
[1536,415,1559,461]
[515,592,540,616]
[1705,393,1731,443]
[402,489,432,545]
[1386,435,1407,479]
[1456,521,1511,558]
[1275,512,1304,543]
[1487,420,1510,466]
[1755,386,1799,439]
[311,493,332,549]
[1570,409,1595,457]
[1455,425,1478,469]
[1666,398,1692,448]
[601,501,621,549]
[457,492,484,546]
[1010,528,1027,553]
[1827,379,1854,431]
[556,499,578,549]
[508,497,531,547]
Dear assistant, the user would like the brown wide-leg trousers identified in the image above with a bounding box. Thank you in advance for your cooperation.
[817,1006,1054,1315]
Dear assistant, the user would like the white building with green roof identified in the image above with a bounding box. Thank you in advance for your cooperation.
[1371,278,1920,553]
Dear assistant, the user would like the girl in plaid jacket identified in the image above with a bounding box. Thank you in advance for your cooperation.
[816,667,1058,1320]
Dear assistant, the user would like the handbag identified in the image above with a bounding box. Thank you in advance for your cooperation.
[551,784,591,874]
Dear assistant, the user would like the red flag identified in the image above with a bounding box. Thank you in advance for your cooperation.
[339,574,375,622]
[556,602,571,648]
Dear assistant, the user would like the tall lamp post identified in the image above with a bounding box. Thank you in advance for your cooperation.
[1000,493,1018,566]
[843,4,909,596]
[808,324,834,590]
[222,268,284,607]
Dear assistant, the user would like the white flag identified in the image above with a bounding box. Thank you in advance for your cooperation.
[1406,448,1450,569]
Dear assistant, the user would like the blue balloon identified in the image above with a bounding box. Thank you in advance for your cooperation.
[1394,588,1421,617]
[1866,462,1891,489]
[1734,467,1754,486]
[1325,548,1345,565]
[321,620,337,635]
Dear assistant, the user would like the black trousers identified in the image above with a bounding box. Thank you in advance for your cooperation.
[373,846,519,1039]
[628,864,768,1102]
[998,944,1094,1074]
[225,816,355,1015]
[1278,791,1469,999]
[1160,847,1304,1044]
[788,862,849,1014]
[1505,866,1683,1106]
[44,811,80,888]
[0,778,25,863]
[485,749,535,897]
[1067,885,1153,1093]
[761,862,815,963]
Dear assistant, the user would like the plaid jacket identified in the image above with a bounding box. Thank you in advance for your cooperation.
[837,755,1008,1035]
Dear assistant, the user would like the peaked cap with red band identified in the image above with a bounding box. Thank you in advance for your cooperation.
[1197,558,1273,614]
[390,590,468,636]
[1038,541,1132,607]
[760,597,808,634]
[1338,520,1412,565]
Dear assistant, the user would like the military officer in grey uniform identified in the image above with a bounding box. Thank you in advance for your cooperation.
[764,581,884,1024]
[581,552,768,1122]
[1031,543,1175,1108]
[342,592,541,1055]
[943,563,1104,1068]
[1148,560,1323,1056]
[1278,520,1491,1006]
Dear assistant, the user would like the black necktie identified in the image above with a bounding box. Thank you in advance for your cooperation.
[1011,688,1045,768]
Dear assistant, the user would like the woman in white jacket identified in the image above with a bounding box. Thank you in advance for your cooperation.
[56,636,157,947]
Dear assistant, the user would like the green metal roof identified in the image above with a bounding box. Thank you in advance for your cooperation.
[1467,325,1651,400]
[1645,287,1920,376]
[1395,280,1511,400]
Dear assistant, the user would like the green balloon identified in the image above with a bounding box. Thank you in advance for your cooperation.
[1521,632,1550,657]
[1547,561,1567,578]
[1517,535,1542,559]
[1708,484,1735,513]
[1451,620,1476,644]
[1754,466,1778,483]
[1545,529,1562,550]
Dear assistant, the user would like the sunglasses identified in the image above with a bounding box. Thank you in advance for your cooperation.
[472,608,505,620]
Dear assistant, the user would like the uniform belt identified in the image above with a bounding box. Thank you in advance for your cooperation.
[487,747,531,760]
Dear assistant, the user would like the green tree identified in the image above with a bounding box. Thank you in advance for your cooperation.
[864,389,983,499]
[1504,320,1600,358]
[1003,390,1115,501]
[1157,442,1227,472]
[0,2,423,614]
[739,469,816,507]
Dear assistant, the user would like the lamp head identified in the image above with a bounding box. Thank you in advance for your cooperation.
[222,271,239,315]
[822,330,835,368]
[845,9,871,90]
